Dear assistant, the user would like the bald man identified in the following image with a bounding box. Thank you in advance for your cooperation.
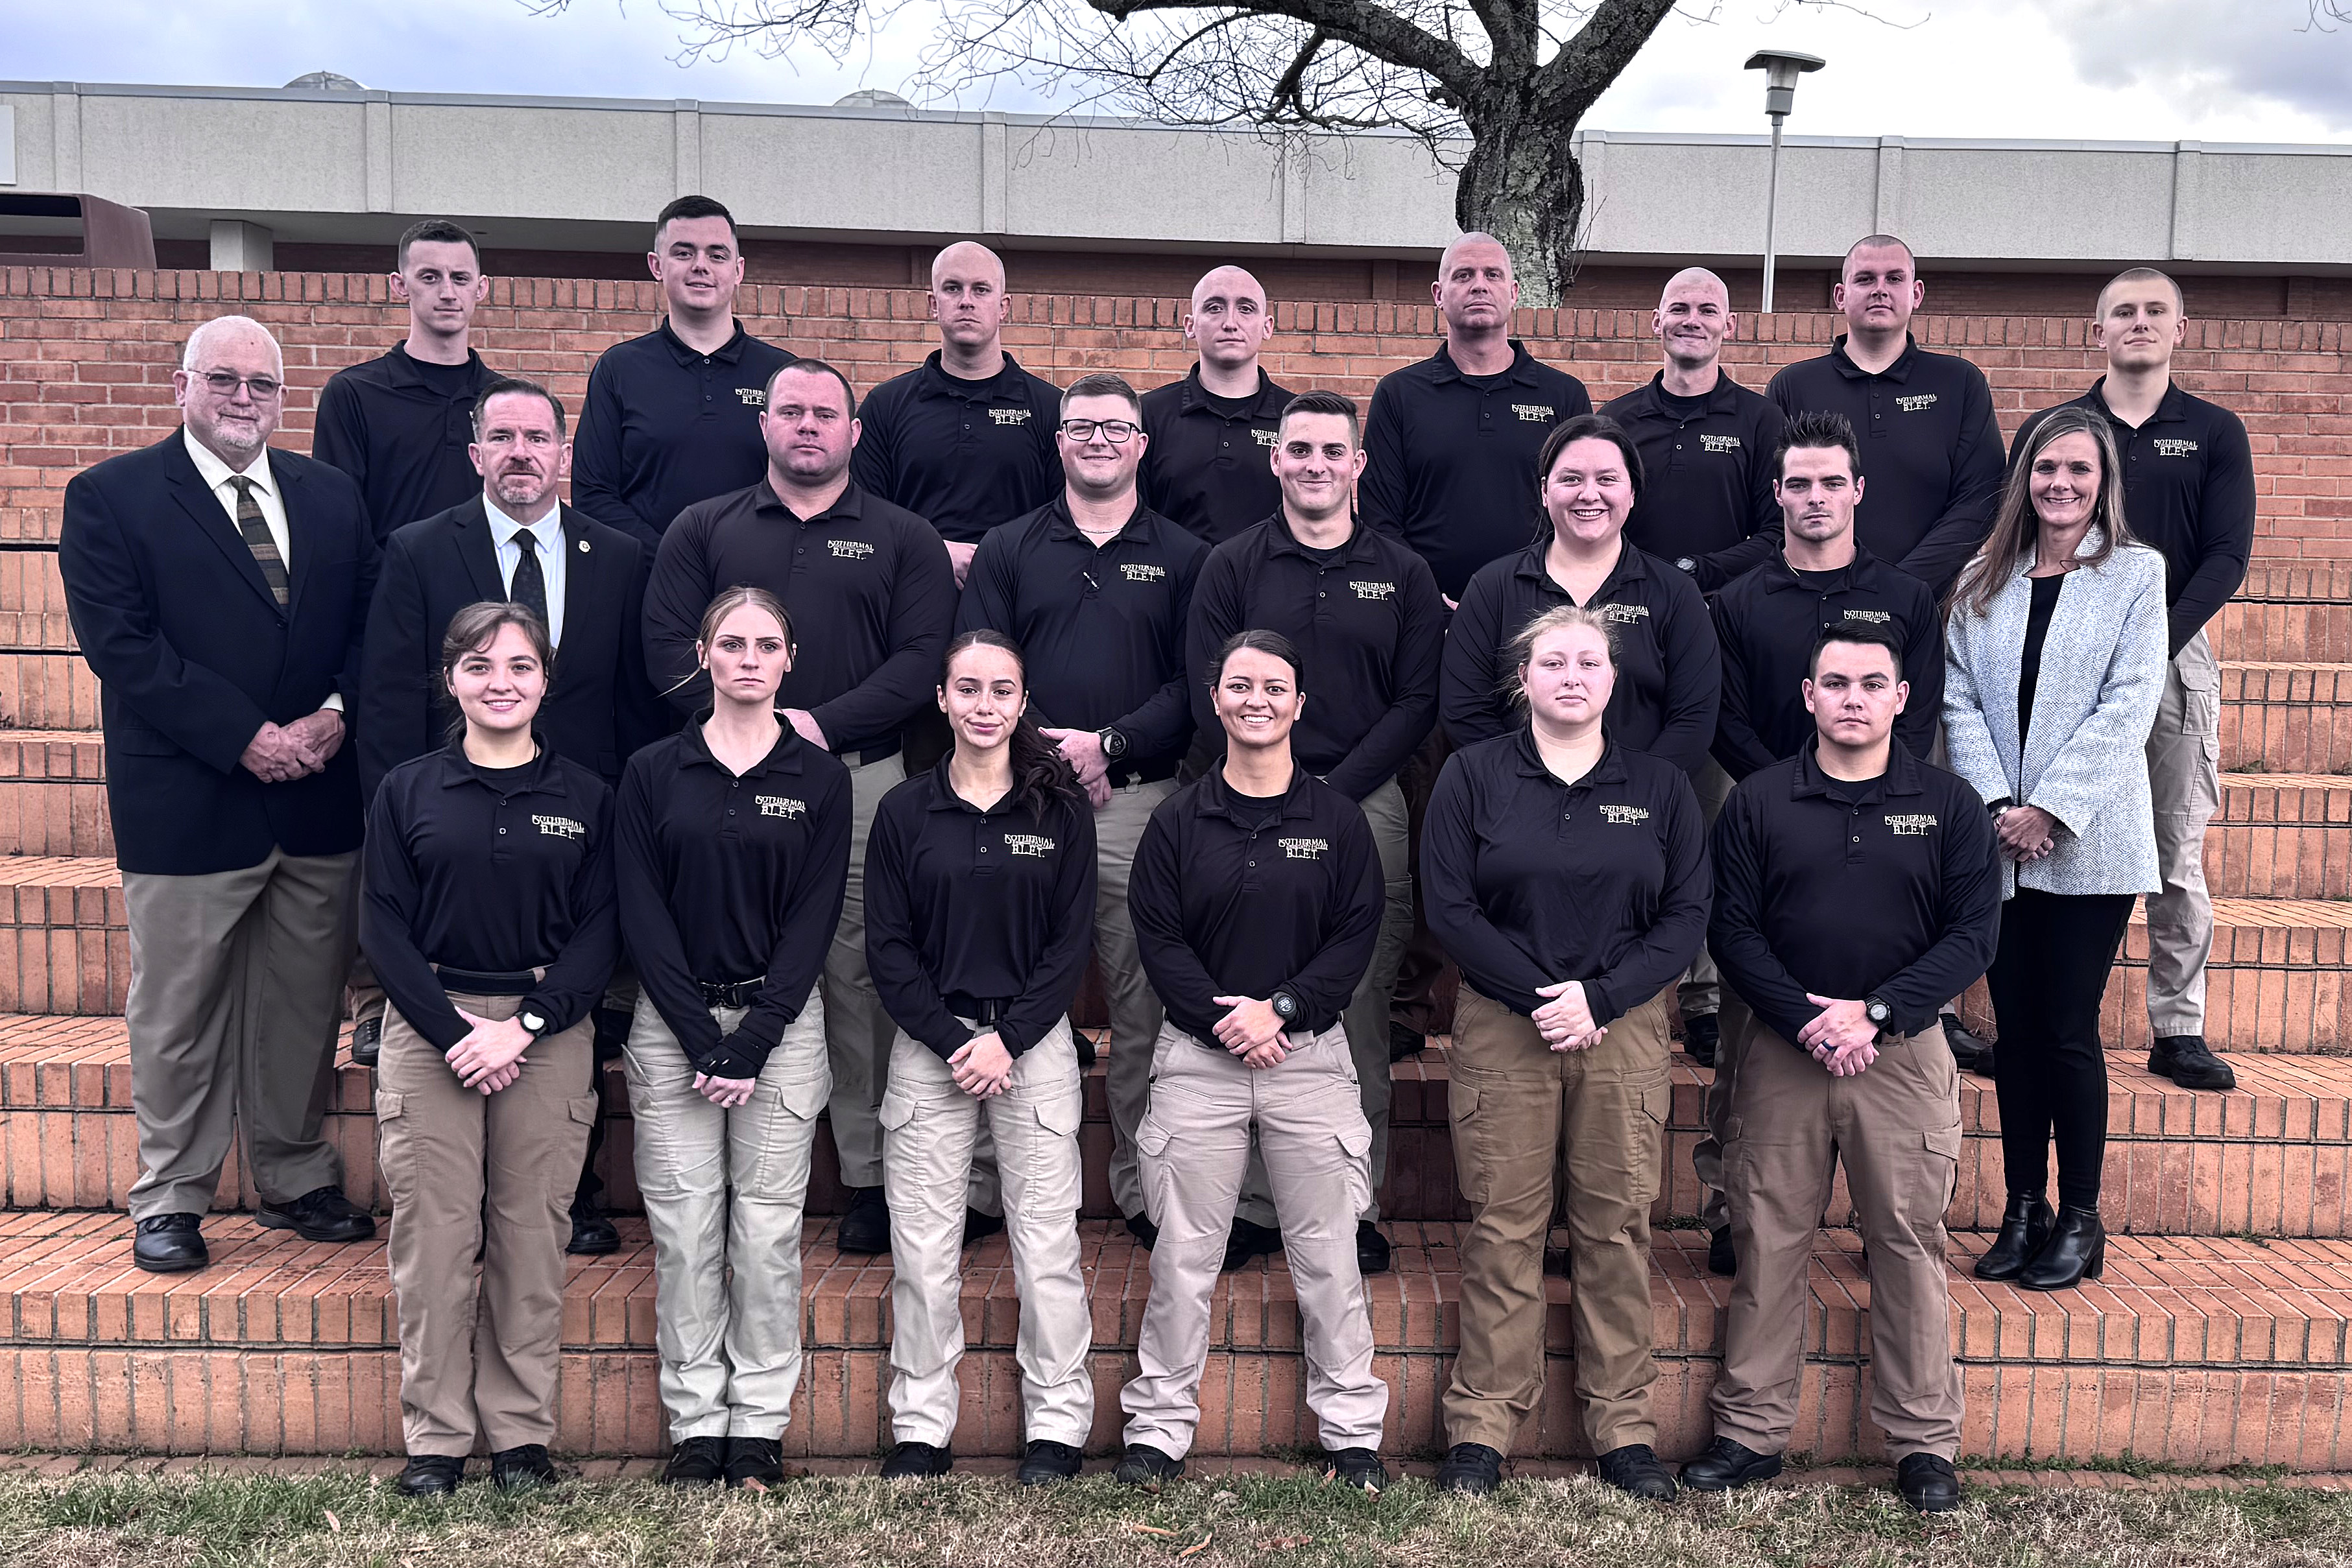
[852,241,1062,584]
[1361,232,1592,600]
[1138,266,1295,545]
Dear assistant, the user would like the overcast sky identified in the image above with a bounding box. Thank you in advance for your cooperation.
[9,0,2351,143]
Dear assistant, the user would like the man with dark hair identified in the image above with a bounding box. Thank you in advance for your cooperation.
[1766,235,2004,597]
[572,195,797,550]
[1686,623,1998,1515]
[853,241,1062,586]
[1187,389,1445,1276]
[311,219,498,544]
[1138,266,1295,547]
[2008,267,2253,1095]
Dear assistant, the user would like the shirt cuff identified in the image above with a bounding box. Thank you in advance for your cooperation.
[320,693,346,714]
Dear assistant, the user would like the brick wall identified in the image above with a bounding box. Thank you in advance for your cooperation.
[4,267,2349,558]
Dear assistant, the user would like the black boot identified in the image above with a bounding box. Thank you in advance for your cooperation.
[2018,1204,2105,1292]
[1973,1193,2056,1283]
[1682,1013,1719,1070]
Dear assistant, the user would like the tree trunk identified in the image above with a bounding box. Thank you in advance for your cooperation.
[1454,95,1585,308]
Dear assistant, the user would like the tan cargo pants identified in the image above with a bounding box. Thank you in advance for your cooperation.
[2146,630,2220,1039]
[1091,776,1181,1222]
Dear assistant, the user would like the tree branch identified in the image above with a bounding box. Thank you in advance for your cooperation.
[1086,0,1487,105]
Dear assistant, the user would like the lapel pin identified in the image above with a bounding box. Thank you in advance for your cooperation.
[578,539,592,552]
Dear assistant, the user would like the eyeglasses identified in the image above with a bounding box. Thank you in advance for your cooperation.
[1059,419,1138,444]
[195,371,284,399]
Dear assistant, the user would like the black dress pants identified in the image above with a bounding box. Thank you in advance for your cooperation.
[1985,887,2137,1211]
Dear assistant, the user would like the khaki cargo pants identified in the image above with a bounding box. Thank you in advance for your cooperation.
[2146,630,2220,1039]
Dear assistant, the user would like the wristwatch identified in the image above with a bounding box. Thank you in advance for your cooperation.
[518,1006,552,1039]
[1098,726,1129,762]
[1864,995,1892,1033]
[1269,990,1301,1023]
[1674,556,1699,575]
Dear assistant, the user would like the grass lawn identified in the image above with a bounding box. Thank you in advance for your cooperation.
[6,1464,2352,1568]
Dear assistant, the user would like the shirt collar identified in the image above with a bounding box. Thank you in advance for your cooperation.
[1790,735,1923,801]
[1427,339,1538,386]
[182,427,272,495]
[1264,509,1378,564]
[1043,494,1154,546]
[1176,363,1288,420]
[381,344,489,393]
[658,319,748,366]
[433,737,564,794]
[753,479,868,527]
[922,754,1032,817]
[917,349,1030,401]
[1192,761,1319,825]
[2085,375,2190,426]
[1829,333,1919,384]
[485,497,564,550]
[1517,532,1648,598]
[1511,728,1632,788]
[1628,369,1746,419]
[1760,543,1882,594]
[678,714,806,779]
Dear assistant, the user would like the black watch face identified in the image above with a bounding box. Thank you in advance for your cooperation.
[1101,729,1127,759]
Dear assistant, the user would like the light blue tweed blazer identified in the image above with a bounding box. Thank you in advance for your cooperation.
[1942,527,2168,899]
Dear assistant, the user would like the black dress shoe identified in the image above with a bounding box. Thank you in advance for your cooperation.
[257,1185,376,1244]
[1682,1012,1720,1069]
[660,1435,727,1486]
[1016,1438,1083,1486]
[1221,1217,1282,1272]
[1596,1443,1677,1500]
[1325,1446,1386,1490]
[1435,1442,1502,1495]
[2018,1204,2105,1291]
[962,1207,1005,1249]
[1389,1021,1426,1062]
[1940,1012,1991,1073]
[1707,1227,1736,1278]
[132,1213,208,1273]
[396,1453,465,1496]
[725,1436,786,1489]
[1678,1436,1782,1492]
[490,1444,558,1490]
[2150,1034,2237,1091]
[1973,1192,2056,1283]
[838,1187,891,1255]
[1123,1211,1160,1251]
[566,1198,619,1256]
[350,1014,382,1067]
[879,1440,953,1479]
[1074,1032,1099,1069]
[1356,1220,1391,1276]
[1895,1451,1962,1512]
[1114,1442,1184,1486]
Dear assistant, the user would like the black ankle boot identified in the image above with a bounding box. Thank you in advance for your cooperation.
[2018,1204,2105,1291]
[1973,1192,2056,1282]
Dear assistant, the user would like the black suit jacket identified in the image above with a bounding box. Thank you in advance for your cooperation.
[59,433,377,875]
[360,497,666,799]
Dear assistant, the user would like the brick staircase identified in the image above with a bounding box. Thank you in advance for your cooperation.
[1,270,2350,1468]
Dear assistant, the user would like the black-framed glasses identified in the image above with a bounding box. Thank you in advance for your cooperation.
[195,371,283,399]
[1059,418,1138,444]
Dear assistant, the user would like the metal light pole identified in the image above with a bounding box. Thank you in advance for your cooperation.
[1744,49,1825,315]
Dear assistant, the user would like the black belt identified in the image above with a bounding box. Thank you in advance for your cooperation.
[1106,759,1179,790]
[835,737,902,768]
[950,997,1012,1027]
[699,976,766,1008]
[433,964,538,996]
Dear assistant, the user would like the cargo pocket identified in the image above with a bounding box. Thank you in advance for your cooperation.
[1336,1120,1374,1219]
[1630,1076,1672,1206]
[1448,1078,1489,1208]
[1917,1120,1965,1223]
[1136,1118,1176,1227]
[372,1090,410,1204]
[1034,1088,1082,1140]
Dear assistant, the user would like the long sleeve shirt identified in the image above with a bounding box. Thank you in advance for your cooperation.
[848,351,1063,543]
[1603,370,1790,591]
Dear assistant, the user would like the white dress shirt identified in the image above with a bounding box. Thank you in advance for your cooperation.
[485,498,569,649]
[181,429,342,712]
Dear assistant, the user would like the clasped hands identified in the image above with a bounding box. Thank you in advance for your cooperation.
[446,1008,533,1095]
[1799,993,1880,1076]
[1214,995,1290,1069]
[239,708,344,783]
[1533,980,1604,1052]
[1042,727,1114,808]
[1997,803,2058,865]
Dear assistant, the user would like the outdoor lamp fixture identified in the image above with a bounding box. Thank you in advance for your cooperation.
[1745,48,1826,315]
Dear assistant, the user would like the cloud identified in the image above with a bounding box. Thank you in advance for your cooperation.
[2041,0,2352,130]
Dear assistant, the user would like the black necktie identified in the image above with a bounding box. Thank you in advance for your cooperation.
[509,530,549,629]
[225,476,289,607]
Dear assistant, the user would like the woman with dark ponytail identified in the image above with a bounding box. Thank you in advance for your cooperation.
[861,629,1099,1484]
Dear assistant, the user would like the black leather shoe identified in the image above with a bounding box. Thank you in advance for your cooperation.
[660,1435,726,1486]
[490,1444,558,1490]
[1895,1451,1962,1512]
[1972,1041,1997,1079]
[396,1453,465,1496]
[1074,1031,1099,1069]
[1973,1192,2056,1282]
[838,1187,891,1255]
[1435,1442,1502,1495]
[1389,1021,1426,1062]
[350,1014,382,1067]
[1678,1436,1782,1492]
[1356,1220,1392,1276]
[2018,1204,2105,1291]
[1114,1442,1184,1486]
[566,1198,619,1256]
[963,1207,1005,1249]
[1221,1217,1282,1272]
[879,1440,953,1479]
[1123,1211,1160,1251]
[2150,1034,2237,1091]
[1597,1443,1677,1500]
[1682,1012,1720,1069]
[1707,1226,1736,1278]
[725,1436,786,1490]
[1325,1446,1386,1489]
[1941,1012,1992,1074]
[1016,1438,1083,1486]
[132,1213,208,1273]
[257,1185,376,1244]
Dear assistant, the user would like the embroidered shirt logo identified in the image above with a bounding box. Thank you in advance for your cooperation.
[990,408,1031,427]
[1003,833,1055,858]
[1121,563,1168,583]
[1887,814,1939,837]
[533,814,584,840]
[757,796,806,820]
[1895,394,1938,413]
[1278,837,1328,860]
[1350,581,1397,601]
[1512,403,1555,423]
[1700,434,1743,453]
[1599,805,1651,826]
[1843,608,1894,624]
[735,388,767,407]
[1601,602,1651,625]
[2154,438,2200,458]
[827,539,875,560]
[1253,428,1279,447]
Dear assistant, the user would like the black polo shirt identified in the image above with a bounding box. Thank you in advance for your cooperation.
[1128,764,1382,1048]
[1603,370,1788,591]
[864,763,1098,1060]
[643,480,955,755]
[310,345,498,544]
[616,722,852,1080]
[1766,334,2004,595]
[1138,366,1294,545]
[1361,341,1594,599]
[2011,379,2255,655]
[955,497,1205,776]
[1709,740,2001,1051]
[1440,536,1720,774]
[572,322,798,550]
[1421,733,1709,1027]
[1710,546,1943,781]
[850,351,1062,543]
[1186,513,1445,800]
[360,744,618,1054]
